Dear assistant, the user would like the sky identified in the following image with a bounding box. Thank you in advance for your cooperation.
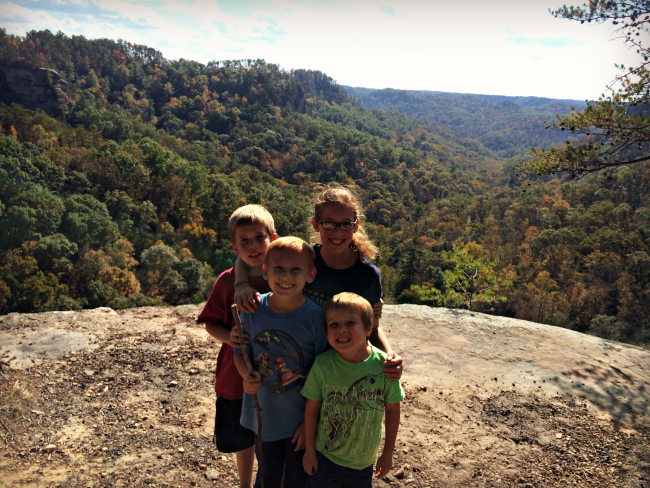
[0,0,646,100]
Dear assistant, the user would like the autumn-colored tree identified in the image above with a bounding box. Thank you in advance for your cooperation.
[0,279,10,311]
[513,271,570,325]
[0,256,70,313]
[99,266,140,296]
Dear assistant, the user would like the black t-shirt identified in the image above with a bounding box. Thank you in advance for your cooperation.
[303,244,382,308]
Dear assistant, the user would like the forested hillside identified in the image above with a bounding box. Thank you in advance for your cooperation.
[345,87,585,158]
[0,28,648,347]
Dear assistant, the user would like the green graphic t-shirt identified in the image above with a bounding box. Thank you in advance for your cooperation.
[301,346,404,470]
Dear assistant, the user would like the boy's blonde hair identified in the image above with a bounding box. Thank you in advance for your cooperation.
[313,186,378,261]
[265,236,315,269]
[228,205,275,242]
[323,292,374,332]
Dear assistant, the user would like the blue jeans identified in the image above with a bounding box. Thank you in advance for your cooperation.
[306,451,374,488]
[253,436,306,488]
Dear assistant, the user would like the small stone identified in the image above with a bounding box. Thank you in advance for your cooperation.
[556,433,563,439]
[43,444,57,453]
[84,369,95,376]
[189,369,199,375]
[394,468,405,479]
[31,410,45,415]
[168,381,178,387]
[205,469,220,480]
[405,479,415,485]
[178,448,185,453]
[220,455,227,461]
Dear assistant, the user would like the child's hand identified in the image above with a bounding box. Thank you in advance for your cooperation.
[382,352,403,381]
[374,450,393,478]
[234,283,261,313]
[242,372,261,394]
[373,298,384,318]
[303,449,318,475]
[292,422,305,451]
[229,327,248,349]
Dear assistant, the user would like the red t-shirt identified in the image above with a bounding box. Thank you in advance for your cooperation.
[197,268,270,400]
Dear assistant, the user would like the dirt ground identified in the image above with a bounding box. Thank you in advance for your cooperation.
[0,304,649,488]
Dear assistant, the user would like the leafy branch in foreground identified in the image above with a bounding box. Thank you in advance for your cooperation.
[521,1,650,177]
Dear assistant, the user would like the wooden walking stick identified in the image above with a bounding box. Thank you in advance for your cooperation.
[231,304,265,487]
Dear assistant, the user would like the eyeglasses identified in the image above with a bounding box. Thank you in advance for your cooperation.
[315,217,357,231]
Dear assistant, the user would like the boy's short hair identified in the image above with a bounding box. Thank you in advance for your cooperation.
[323,292,374,332]
[228,205,275,242]
[265,236,315,269]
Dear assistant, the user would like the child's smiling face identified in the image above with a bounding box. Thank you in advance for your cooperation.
[232,223,276,268]
[325,307,371,362]
[263,248,316,302]
[312,202,358,255]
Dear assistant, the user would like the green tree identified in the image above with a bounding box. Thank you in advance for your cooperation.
[524,0,650,176]
[60,194,119,248]
[412,246,510,311]
[0,256,69,313]
[30,233,78,280]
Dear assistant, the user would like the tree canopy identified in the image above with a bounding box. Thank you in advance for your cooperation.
[523,0,650,177]
[0,28,649,347]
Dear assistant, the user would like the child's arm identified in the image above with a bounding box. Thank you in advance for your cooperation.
[292,422,305,451]
[233,256,261,313]
[204,321,232,345]
[233,352,261,394]
[373,298,383,318]
[205,321,248,348]
[370,317,403,381]
[302,399,322,475]
[374,401,400,478]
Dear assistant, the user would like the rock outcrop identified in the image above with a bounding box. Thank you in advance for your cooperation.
[0,61,68,115]
[0,304,648,487]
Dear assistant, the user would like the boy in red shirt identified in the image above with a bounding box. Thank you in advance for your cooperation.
[197,204,277,488]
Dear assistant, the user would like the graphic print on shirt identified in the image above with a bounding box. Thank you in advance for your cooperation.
[252,329,305,394]
[321,374,385,454]
[303,291,330,308]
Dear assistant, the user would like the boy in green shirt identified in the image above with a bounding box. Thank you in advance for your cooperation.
[301,292,404,487]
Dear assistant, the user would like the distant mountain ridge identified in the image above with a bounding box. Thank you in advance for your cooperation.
[344,86,586,158]
[436,92,586,108]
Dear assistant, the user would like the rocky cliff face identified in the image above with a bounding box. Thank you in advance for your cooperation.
[0,61,68,115]
[0,305,648,487]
